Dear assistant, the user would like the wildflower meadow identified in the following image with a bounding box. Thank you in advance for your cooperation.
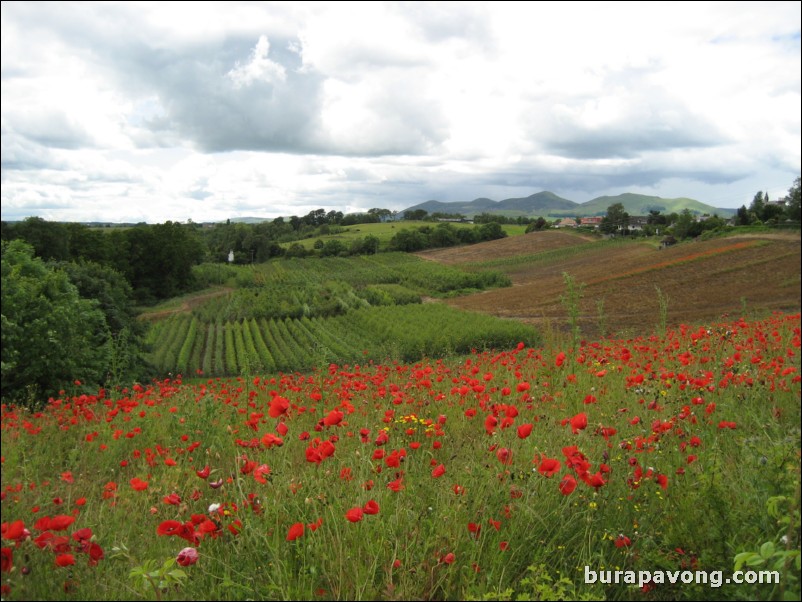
[2,312,800,600]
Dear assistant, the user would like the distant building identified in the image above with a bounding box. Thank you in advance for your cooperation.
[554,218,578,228]
[579,217,603,228]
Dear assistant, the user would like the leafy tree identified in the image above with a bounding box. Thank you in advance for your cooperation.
[112,222,205,303]
[390,229,428,252]
[749,191,767,223]
[525,217,549,232]
[600,203,629,235]
[1,241,109,406]
[7,217,70,261]
[477,221,507,241]
[404,209,429,221]
[785,176,801,222]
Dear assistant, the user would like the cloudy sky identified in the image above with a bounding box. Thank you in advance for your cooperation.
[2,1,800,223]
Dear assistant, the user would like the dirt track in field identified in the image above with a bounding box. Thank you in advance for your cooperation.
[138,287,232,321]
[417,230,801,339]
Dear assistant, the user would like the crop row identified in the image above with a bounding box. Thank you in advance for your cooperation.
[147,304,539,376]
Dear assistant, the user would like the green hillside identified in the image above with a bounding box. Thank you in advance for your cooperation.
[574,192,735,217]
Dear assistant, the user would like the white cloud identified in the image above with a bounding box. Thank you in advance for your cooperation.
[227,35,287,88]
[1,1,799,223]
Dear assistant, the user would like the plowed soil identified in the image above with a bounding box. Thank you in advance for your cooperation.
[417,231,801,339]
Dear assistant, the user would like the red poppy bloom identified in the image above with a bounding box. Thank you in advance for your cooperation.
[2,520,26,541]
[129,477,149,491]
[614,534,632,548]
[163,493,181,505]
[47,515,75,532]
[568,413,588,434]
[538,457,561,477]
[176,547,199,566]
[261,433,284,448]
[323,410,344,427]
[253,464,272,484]
[268,396,289,418]
[286,523,305,541]
[363,500,380,515]
[55,553,75,567]
[157,520,182,536]
[71,528,93,543]
[496,448,513,465]
[517,423,533,439]
[555,352,566,367]
[345,507,364,523]
[431,464,446,478]
[196,465,211,479]
[442,552,456,564]
[559,474,577,495]
[1,548,12,573]
[387,477,404,492]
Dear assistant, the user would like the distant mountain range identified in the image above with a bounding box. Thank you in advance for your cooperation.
[400,191,735,218]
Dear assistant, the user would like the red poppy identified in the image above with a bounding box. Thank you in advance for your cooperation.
[196,465,211,479]
[614,534,632,548]
[84,542,104,565]
[345,507,364,523]
[71,528,93,543]
[568,413,588,434]
[468,523,481,538]
[268,396,289,418]
[163,493,181,505]
[1,548,11,573]
[157,520,182,536]
[431,464,446,478]
[387,477,404,492]
[55,553,75,567]
[261,433,284,448]
[442,552,456,564]
[176,547,199,566]
[1,520,26,541]
[323,410,344,427]
[538,457,561,477]
[555,352,566,367]
[253,464,272,484]
[363,500,380,515]
[129,477,149,491]
[517,423,533,439]
[559,474,577,495]
[286,522,305,541]
[47,515,75,532]
[496,448,513,465]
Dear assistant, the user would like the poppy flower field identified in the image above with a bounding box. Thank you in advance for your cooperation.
[1,312,800,600]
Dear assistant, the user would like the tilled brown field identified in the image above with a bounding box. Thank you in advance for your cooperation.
[417,231,801,339]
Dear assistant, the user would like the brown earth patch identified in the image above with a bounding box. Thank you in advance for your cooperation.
[138,287,233,321]
[429,232,801,339]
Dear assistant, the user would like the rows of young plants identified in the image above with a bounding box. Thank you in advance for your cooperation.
[2,313,799,601]
[146,304,540,376]
[189,253,511,323]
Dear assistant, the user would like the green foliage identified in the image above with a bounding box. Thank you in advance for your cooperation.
[468,564,605,601]
[1,240,110,406]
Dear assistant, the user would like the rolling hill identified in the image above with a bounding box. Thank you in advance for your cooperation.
[402,191,735,219]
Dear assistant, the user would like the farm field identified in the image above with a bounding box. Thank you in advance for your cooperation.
[1,312,799,600]
[142,253,531,377]
[418,230,802,339]
[280,221,528,251]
